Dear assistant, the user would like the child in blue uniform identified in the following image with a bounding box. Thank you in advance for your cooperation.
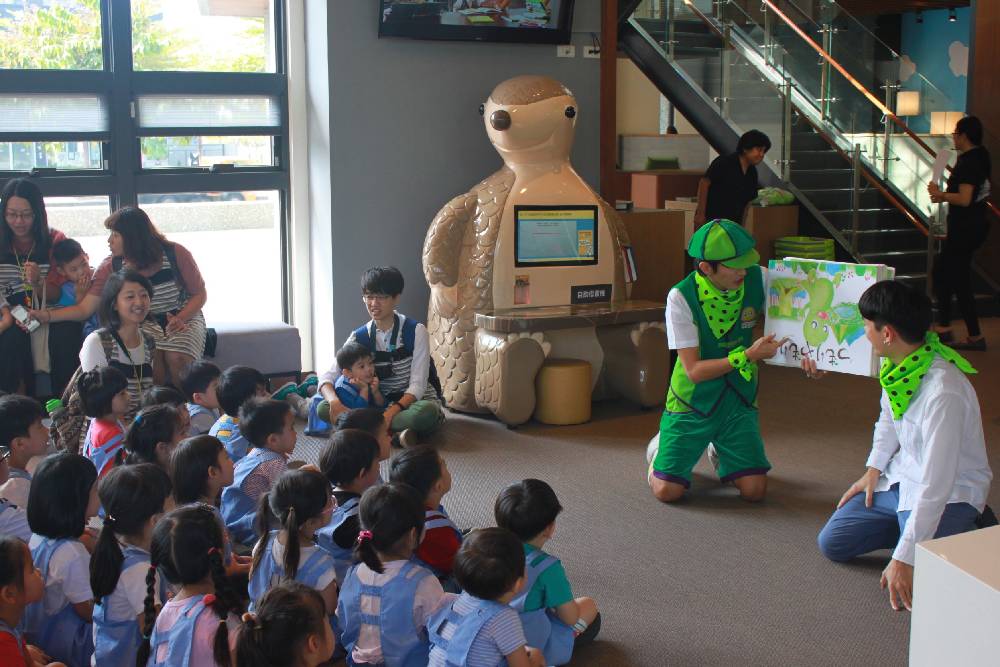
[0,453,31,544]
[337,406,394,463]
[220,398,296,547]
[315,428,383,584]
[137,503,244,667]
[236,582,336,667]
[89,463,172,666]
[122,403,186,470]
[0,535,48,667]
[334,342,385,410]
[23,453,100,667]
[337,483,451,667]
[426,528,543,667]
[249,470,337,621]
[495,479,600,665]
[79,366,130,478]
[210,365,269,463]
[180,360,222,437]
[0,394,48,510]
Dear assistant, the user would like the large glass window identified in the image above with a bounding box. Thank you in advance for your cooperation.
[0,0,104,70]
[45,196,113,262]
[140,136,274,169]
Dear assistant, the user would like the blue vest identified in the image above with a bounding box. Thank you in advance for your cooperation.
[220,447,284,546]
[210,415,249,463]
[0,499,31,542]
[93,545,148,666]
[7,467,30,482]
[353,314,441,403]
[314,495,361,584]
[146,594,212,667]
[509,551,575,666]
[338,561,434,667]
[22,537,94,667]
[248,531,337,611]
[186,403,216,435]
[426,593,510,667]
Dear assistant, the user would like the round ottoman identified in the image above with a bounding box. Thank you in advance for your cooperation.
[533,358,592,425]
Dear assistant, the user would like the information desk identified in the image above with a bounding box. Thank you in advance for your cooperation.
[472,300,668,426]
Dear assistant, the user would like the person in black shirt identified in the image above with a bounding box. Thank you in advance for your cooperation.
[694,129,771,227]
[928,115,991,351]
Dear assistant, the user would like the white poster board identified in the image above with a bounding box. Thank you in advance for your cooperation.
[764,258,895,377]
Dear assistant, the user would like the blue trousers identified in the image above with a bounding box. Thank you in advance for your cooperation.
[817,484,980,562]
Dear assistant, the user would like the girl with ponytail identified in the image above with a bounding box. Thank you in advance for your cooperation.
[122,404,186,470]
[248,469,337,619]
[236,581,335,667]
[137,503,244,667]
[337,482,450,667]
[90,463,171,665]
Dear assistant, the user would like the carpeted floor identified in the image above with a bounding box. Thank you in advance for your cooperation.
[292,318,1000,667]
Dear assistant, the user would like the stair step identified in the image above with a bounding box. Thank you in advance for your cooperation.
[799,187,883,209]
[861,249,926,259]
[792,169,854,189]
[790,149,846,169]
[790,132,832,151]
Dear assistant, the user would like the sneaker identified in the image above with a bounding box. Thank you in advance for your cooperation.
[286,393,309,420]
[950,337,986,352]
[296,374,318,398]
[646,435,658,485]
[575,612,602,644]
[706,443,720,474]
[271,381,299,401]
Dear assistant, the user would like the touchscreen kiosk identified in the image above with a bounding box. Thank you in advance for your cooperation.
[514,205,598,267]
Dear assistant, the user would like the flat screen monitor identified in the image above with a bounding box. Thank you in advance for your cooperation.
[515,205,598,267]
[378,1,575,44]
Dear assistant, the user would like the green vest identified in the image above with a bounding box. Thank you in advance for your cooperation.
[666,266,764,416]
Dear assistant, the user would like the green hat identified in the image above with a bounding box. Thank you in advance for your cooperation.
[688,219,760,269]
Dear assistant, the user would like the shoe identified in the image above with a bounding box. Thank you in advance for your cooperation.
[271,381,299,401]
[296,374,318,398]
[950,338,986,351]
[975,505,998,529]
[575,612,601,643]
[706,442,720,474]
[645,435,659,485]
[286,393,309,420]
[393,429,418,449]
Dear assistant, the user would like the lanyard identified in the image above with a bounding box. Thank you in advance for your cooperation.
[111,329,144,388]
[12,242,35,306]
[368,313,400,353]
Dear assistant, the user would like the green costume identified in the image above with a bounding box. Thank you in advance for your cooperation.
[651,220,772,487]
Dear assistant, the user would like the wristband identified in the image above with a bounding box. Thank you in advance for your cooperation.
[727,347,756,382]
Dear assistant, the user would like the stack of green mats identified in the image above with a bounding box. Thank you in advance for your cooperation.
[773,236,835,261]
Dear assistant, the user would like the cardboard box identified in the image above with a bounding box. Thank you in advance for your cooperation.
[745,205,799,265]
[619,209,690,302]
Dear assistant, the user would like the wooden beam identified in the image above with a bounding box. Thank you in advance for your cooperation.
[599,0,617,202]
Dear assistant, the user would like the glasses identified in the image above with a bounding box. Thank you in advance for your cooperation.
[363,293,392,303]
[0,446,10,463]
[4,210,35,222]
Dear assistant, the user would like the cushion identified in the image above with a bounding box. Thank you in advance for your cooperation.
[208,321,301,377]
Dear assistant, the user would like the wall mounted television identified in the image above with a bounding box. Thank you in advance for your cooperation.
[378,1,575,44]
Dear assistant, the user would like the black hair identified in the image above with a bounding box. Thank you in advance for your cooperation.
[98,269,154,330]
[252,469,330,582]
[137,503,243,667]
[737,129,771,154]
[27,452,98,540]
[52,237,85,266]
[1,178,50,253]
[180,360,221,403]
[235,581,330,667]
[141,385,186,409]
[494,478,564,541]
[170,435,226,505]
[335,407,386,436]
[955,115,984,146]
[858,280,931,345]
[453,528,525,601]
[318,428,379,487]
[104,207,169,271]
[78,366,129,419]
[388,445,443,501]
[217,365,267,417]
[335,341,373,373]
[90,464,171,601]
[360,266,404,297]
[240,397,292,450]
[694,258,721,275]
[123,404,184,467]
[355,483,424,574]
[0,535,29,591]
[0,394,44,449]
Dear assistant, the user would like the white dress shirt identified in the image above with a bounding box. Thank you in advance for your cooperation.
[866,356,992,565]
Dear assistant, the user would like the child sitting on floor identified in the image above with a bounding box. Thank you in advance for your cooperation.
[0,447,31,544]
[333,342,385,410]
[236,581,335,667]
[0,535,60,667]
[180,360,222,437]
[338,405,414,453]
[337,483,450,666]
[494,479,600,665]
[390,446,461,586]
[210,366,269,463]
[426,528,544,667]
[122,404,186,471]
[0,395,48,509]
[141,386,193,434]
[78,367,130,479]
[220,398,296,547]
[314,428,382,583]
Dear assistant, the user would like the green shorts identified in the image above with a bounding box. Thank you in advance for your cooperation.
[652,389,770,487]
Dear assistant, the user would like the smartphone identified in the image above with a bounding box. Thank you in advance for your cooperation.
[10,304,40,333]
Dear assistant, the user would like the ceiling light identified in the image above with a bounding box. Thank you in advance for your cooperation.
[949,8,957,22]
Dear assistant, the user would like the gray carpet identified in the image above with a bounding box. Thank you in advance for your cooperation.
[292,318,1000,667]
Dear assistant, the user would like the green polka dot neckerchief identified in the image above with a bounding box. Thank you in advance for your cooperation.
[694,272,744,339]
[879,331,977,420]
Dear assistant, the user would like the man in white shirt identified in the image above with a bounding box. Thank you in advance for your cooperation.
[817,281,993,611]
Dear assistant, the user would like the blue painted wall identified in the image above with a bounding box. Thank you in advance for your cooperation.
[899,7,970,133]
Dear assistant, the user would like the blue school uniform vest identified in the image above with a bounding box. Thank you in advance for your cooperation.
[314,495,361,584]
[338,561,434,667]
[186,403,216,435]
[22,537,94,667]
[426,593,510,667]
[248,532,337,611]
[146,594,213,667]
[210,415,249,463]
[0,499,30,542]
[93,545,149,666]
[7,467,30,482]
[220,447,285,546]
[509,551,575,666]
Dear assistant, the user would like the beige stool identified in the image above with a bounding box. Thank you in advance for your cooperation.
[533,358,592,425]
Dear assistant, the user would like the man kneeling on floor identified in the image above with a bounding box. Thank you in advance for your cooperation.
[817,280,993,611]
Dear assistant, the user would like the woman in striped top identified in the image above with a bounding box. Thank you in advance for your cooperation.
[37,207,208,388]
